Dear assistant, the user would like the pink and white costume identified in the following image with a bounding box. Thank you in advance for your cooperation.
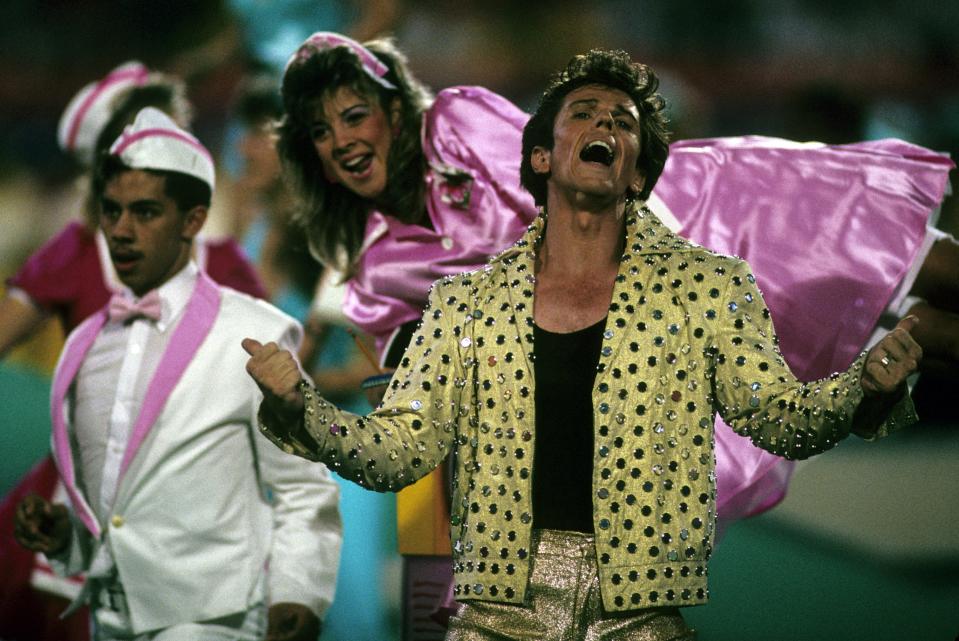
[1,223,267,637]
[1,141,266,639]
[49,266,341,633]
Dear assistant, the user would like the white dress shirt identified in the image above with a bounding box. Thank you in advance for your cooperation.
[71,262,198,576]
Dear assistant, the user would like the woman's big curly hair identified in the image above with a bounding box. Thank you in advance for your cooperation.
[277,38,433,273]
[520,49,670,207]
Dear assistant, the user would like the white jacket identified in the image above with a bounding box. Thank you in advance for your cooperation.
[49,272,341,633]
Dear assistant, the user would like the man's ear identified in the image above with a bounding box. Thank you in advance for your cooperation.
[181,206,208,241]
[630,172,647,198]
[531,146,551,175]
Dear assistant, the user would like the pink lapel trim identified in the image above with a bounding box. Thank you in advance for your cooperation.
[117,273,221,481]
[94,229,123,295]
[50,311,109,537]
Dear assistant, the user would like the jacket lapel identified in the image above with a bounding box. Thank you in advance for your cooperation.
[492,205,701,394]
[117,272,222,483]
[599,206,701,364]
[50,311,109,537]
[497,216,543,375]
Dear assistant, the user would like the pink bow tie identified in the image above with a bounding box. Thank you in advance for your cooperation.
[108,290,162,324]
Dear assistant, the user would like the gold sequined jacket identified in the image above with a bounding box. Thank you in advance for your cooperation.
[262,206,914,613]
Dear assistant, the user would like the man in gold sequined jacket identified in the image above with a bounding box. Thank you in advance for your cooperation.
[244,49,921,635]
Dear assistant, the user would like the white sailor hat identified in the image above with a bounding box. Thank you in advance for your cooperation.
[57,61,150,166]
[109,107,215,191]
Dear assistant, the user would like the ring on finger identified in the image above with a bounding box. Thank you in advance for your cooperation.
[879,355,891,368]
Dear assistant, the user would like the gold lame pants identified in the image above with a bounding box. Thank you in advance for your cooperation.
[447,529,696,641]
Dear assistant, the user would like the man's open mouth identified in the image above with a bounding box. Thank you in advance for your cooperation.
[579,140,614,166]
[111,251,142,272]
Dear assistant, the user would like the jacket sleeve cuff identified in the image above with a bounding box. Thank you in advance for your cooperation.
[256,381,324,462]
[853,385,917,441]
[849,351,919,440]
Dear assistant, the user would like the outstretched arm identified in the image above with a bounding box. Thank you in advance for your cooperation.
[713,260,919,459]
[247,323,342,635]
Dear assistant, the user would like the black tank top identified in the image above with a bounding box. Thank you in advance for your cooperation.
[532,316,606,532]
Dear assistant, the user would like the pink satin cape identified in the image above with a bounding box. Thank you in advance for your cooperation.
[657,136,953,521]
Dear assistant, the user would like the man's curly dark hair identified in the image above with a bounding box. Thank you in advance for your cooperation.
[520,49,670,206]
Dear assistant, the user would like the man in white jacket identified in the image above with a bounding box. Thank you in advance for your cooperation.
[14,107,341,641]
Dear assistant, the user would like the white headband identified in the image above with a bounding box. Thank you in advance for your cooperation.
[286,31,397,90]
[57,61,150,166]
[110,107,215,191]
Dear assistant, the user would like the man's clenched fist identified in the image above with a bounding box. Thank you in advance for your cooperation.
[242,338,305,422]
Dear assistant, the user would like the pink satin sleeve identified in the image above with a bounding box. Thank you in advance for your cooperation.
[653,136,953,524]
[343,87,537,356]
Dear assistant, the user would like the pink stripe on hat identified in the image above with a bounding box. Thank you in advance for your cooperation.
[112,127,214,165]
[65,64,149,152]
[109,108,215,190]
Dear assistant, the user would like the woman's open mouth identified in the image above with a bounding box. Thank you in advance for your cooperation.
[341,154,374,178]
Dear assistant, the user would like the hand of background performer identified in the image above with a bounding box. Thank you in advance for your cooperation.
[13,494,70,555]
[266,602,320,641]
